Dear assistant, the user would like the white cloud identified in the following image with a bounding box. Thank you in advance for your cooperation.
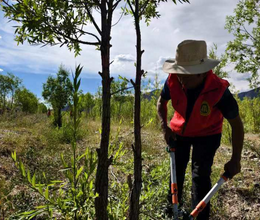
[0,68,3,72]
[114,54,135,62]
[0,35,2,40]
[1,0,250,92]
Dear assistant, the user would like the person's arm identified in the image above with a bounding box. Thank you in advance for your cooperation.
[157,96,176,144]
[224,115,244,178]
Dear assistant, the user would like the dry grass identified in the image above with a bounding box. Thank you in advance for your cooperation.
[0,114,259,219]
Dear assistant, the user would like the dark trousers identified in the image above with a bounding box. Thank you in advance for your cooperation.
[168,134,221,220]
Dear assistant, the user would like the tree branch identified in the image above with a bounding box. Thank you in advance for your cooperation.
[130,79,135,87]
[111,86,134,96]
[112,1,126,27]
[76,28,101,43]
[242,25,257,43]
[112,0,122,11]
[49,25,100,46]
[126,0,135,14]
[84,3,102,36]
[139,0,151,17]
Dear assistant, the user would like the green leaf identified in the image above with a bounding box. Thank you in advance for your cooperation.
[36,205,47,209]
[11,151,17,161]
[60,153,68,168]
[38,185,43,194]
[50,180,63,184]
[59,167,72,172]
[19,161,26,177]
[32,173,36,187]
[89,181,93,190]
[76,166,84,179]
[45,187,49,199]
[77,152,87,161]
[27,170,31,183]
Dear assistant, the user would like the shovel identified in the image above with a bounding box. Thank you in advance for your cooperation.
[189,171,230,219]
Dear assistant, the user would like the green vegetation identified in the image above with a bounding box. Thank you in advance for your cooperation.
[225,0,260,88]
[0,76,259,219]
[15,88,39,114]
[42,65,73,128]
[1,0,260,219]
[0,72,47,115]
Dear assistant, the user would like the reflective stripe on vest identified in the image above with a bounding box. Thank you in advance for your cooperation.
[168,71,229,137]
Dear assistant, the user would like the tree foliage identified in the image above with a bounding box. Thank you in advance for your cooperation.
[2,0,102,56]
[225,0,260,88]
[2,0,126,218]
[0,73,22,110]
[15,87,38,113]
[0,74,10,110]
[38,102,48,114]
[79,92,95,116]
[208,43,228,79]
[42,66,73,127]
[10,65,100,219]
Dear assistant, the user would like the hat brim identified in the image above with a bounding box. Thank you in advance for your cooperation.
[163,58,220,74]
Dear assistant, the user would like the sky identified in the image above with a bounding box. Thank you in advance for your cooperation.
[0,0,251,100]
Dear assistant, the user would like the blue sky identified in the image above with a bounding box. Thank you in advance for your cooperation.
[0,0,251,101]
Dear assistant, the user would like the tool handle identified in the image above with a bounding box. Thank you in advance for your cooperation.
[166,137,177,153]
[169,137,177,148]
[189,171,231,218]
[222,171,231,181]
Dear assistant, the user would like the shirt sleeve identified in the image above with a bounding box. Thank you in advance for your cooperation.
[215,88,239,119]
[161,77,171,100]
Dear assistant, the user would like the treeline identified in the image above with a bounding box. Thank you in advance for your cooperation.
[2,69,259,135]
[0,73,47,114]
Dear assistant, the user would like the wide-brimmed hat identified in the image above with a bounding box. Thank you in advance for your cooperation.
[163,40,220,74]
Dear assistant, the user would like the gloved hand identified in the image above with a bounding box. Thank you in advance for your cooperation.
[224,158,241,179]
[162,126,176,145]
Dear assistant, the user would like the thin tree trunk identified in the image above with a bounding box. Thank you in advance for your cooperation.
[3,92,6,112]
[11,91,14,110]
[58,108,62,128]
[95,0,113,219]
[129,4,143,219]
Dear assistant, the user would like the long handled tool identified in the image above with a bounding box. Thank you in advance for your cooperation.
[166,138,178,220]
[189,172,230,219]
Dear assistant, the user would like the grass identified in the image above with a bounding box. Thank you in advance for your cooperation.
[0,113,259,219]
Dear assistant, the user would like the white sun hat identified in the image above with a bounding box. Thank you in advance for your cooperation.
[163,40,220,74]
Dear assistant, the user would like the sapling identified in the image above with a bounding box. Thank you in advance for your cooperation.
[11,65,98,219]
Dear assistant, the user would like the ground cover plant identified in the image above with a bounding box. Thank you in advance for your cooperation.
[0,87,260,219]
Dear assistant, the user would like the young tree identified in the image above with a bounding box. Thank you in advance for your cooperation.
[125,0,189,219]
[0,74,10,110]
[111,77,133,118]
[79,92,95,116]
[38,102,48,114]
[15,87,38,113]
[0,73,22,111]
[225,0,260,88]
[2,0,122,217]
[208,43,228,79]
[42,66,73,127]
[7,72,22,109]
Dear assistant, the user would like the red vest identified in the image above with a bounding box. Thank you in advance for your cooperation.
[168,71,229,137]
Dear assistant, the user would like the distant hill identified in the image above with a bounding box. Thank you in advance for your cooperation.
[237,87,260,99]
[142,89,160,100]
